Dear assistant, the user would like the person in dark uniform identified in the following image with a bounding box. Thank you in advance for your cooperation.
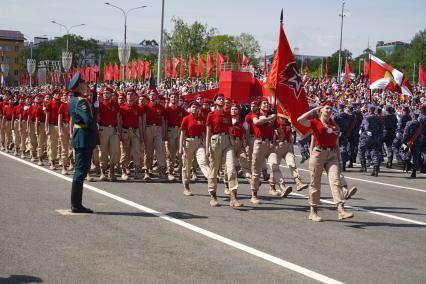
[401,111,423,178]
[419,106,426,173]
[68,72,97,213]
[334,103,351,171]
[358,105,384,176]
[393,106,411,165]
[383,106,397,168]
[347,103,363,168]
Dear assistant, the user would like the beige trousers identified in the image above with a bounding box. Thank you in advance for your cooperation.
[99,126,120,170]
[19,120,27,153]
[36,124,47,159]
[182,137,210,185]
[208,134,238,192]
[120,129,141,170]
[308,147,344,206]
[47,124,59,163]
[166,126,180,174]
[13,120,21,152]
[28,122,38,158]
[145,125,165,170]
[251,139,274,192]
[269,141,301,185]
[4,120,13,149]
[59,123,70,167]
[232,137,251,176]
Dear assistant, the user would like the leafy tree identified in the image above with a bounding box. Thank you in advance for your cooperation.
[234,33,261,61]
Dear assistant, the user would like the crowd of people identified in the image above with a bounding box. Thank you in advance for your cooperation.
[0,74,425,220]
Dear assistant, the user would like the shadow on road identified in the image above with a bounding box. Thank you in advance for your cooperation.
[0,275,42,284]
[327,220,426,229]
[95,211,207,219]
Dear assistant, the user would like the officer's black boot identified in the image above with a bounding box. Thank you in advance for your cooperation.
[386,158,392,168]
[347,161,354,168]
[406,162,412,172]
[421,164,426,174]
[359,161,367,172]
[300,152,309,164]
[342,162,346,172]
[370,167,376,176]
[410,169,416,179]
[71,180,93,214]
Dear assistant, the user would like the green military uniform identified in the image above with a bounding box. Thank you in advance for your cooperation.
[68,72,97,213]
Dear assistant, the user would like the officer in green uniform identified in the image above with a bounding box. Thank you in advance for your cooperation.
[68,72,97,213]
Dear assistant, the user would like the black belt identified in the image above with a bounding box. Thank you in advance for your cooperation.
[186,136,201,139]
[49,123,58,126]
[168,125,179,128]
[147,124,160,127]
[100,124,116,127]
[123,127,138,130]
[255,138,271,142]
[213,132,227,135]
[278,140,291,143]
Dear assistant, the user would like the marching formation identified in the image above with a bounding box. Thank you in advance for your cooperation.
[1,74,425,220]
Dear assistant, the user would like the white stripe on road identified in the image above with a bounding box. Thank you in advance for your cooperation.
[281,164,426,193]
[0,151,343,284]
[289,193,426,226]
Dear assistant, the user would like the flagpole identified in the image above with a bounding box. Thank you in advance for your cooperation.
[413,62,416,85]
[337,0,346,83]
[275,9,283,114]
[368,53,372,102]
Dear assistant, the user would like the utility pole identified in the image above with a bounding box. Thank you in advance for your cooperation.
[157,0,165,85]
[337,0,346,82]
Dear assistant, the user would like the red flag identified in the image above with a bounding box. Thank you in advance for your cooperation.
[198,54,206,77]
[242,54,249,65]
[172,56,179,78]
[216,52,224,77]
[369,54,413,96]
[165,57,171,79]
[132,61,138,80]
[264,12,310,135]
[114,64,119,81]
[345,58,352,83]
[237,52,241,72]
[126,64,132,81]
[325,58,329,81]
[103,65,108,81]
[138,60,145,80]
[419,64,426,86]
[189,55,196,77]
[207,53,214,77]
[363,59,370,81]
[180,56,185,77]
[263,53,267,75]
[144,61,151,80]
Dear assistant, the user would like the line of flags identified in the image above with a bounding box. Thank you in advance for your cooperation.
[163,52,250,79]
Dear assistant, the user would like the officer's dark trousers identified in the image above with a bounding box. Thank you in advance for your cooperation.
[383,132,396,159]
[358,137,381,167]
[348,134,359,162]
[73,148,94,181]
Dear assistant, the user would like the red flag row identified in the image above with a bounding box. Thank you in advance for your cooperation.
[164,52,250,79]
[103,60,151,81]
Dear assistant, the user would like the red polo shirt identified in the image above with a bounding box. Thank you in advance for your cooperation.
[230,117,244,138]
[181,113,205,137]
[29,105,38,122]
[58,102,70,123]
[120,103,141,129]
[276,119,292,141]
[35,104,46,122]
[3,104,14,120]
[251,114,275,140]
[165,104,187,127]
[198,108,210,122]
[245,111,257,134]
[206,109,231,134]
[22,105,30,120]
[13,104,24,119]
[98,100,119,126]
[144,102,164,125]
[309,118,338,148]
[45,99,62,124]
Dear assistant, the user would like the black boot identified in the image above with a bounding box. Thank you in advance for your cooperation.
[300,152,309,164]
[386,158,392,168]
[410,169,416,178]
[421,165,426,174]
[71,180,93,213]
[371,166,379,177]
[342,163,346,172]
[359,161,367,172]
[347,161,354,168]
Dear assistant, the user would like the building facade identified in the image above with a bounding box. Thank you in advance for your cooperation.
[0,30,25,86]
[376,41,410,56]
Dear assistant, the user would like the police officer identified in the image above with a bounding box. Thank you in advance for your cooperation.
[179,101,210,196]
[334,103,351,171]
[205,93,242,207]
[393,106,411,165]
[347,103,363,168]
[401,111,423,178]
[358,105,384,176]
[68,72,97,213]
[418,106,426,173]
[298,101,353,222]
[383,106,397,168]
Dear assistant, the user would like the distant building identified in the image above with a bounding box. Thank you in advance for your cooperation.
[376,41,410,56]
[34,36,48,45]
[97,39,158,56]
[0,30,25,86]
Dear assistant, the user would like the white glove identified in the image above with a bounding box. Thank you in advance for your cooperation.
[96,123,100,129]
[94,100,99,108]
[367,131,372,136]
[396,132,400,139]
[401,144,408,150]
[358,130,362,135]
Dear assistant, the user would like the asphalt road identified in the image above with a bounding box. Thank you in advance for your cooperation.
[0,149,425,284]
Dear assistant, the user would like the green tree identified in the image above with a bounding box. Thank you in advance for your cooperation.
[234,32,261,64]
[206,35,238,60]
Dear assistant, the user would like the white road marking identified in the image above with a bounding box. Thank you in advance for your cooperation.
[0,151,343,284]
[280,164,426,193]
[289,193,426,226]
[55,209,89,216]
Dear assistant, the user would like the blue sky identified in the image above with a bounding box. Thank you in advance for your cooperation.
[2,0,425,57]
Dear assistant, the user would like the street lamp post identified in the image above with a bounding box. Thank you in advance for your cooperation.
[105,2,147,81]
[337,0,346,82]
[23,34,46,87]
[51,21,85,52]
[157,0,165,85]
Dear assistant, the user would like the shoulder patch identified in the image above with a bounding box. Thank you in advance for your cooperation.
[79,103,88,110]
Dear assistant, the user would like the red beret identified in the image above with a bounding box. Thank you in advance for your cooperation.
[231,104,240,111]
[148,88,158,95]
[103,87,115,93]
[213,93,224,101]
[258,97,269,105]
[250,100,259,106]
[125,88,136,94]
[188,101,200,108]
[320,100,334,107]
[50,88,60,96]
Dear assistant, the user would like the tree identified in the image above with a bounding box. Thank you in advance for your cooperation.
[206,35,238,59]
[234,33,261,61]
